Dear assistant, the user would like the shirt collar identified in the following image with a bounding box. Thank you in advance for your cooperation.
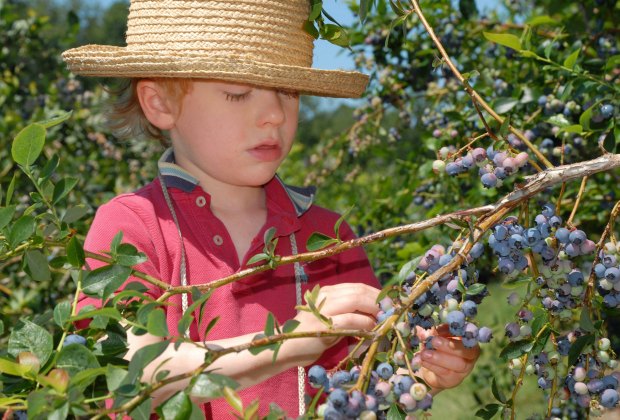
[157,148,315,217]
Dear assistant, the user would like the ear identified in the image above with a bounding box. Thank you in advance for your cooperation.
[136,80,177,130]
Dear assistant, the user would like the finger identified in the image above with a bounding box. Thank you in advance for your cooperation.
[430,336,480,361]
[418,365,463,390]
[420,349,472,374]
[317,285,381,317]
[331,313,377,331]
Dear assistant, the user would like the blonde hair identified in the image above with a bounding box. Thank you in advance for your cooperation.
[105,78,192,145]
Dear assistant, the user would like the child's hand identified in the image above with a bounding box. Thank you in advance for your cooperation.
[292,283,380,362]
[417,324,480,393]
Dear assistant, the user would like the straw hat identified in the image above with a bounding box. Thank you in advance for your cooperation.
[61,0,369,98]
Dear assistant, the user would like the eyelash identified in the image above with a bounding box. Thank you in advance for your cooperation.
[224,90,299,102]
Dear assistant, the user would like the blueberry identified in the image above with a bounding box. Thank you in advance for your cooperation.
[63,334,87,347]
[481,172,498,188]
[331,370,352,388]
[328,388,349,411]
[376,362,394,380]
[308,365,328,388]
[461,300,478,318]
[568,229,587,245]
[600,389,619,408]
[478,326,493,343]
[600,104,614,120]
[469,242,484,259]
[606,267,620,283]
[555,227,570,244]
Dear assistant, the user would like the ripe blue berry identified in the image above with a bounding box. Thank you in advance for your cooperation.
[63,334,87,347]
[376,362,394,380]
[600,104,614,120]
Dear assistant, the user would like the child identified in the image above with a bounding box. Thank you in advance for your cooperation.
[62,0,479,418]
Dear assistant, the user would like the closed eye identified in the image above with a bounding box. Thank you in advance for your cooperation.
[225,91,251,102]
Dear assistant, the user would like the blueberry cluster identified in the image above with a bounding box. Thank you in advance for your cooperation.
[434,145,530,188]
[594,249,620,308]
[307,364,432,419]
[563,342,620,411]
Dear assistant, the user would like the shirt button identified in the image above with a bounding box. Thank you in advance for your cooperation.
[196,196,207,207]
[213,235,224,246]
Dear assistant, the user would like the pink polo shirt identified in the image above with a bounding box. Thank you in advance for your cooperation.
[79,149,379,418]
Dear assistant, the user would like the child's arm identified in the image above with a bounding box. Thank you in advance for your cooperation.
[127,282,381,406]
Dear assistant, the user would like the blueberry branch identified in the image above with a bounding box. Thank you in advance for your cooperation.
[408,0,555,170]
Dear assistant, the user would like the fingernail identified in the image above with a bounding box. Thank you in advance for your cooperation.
[422,351,433,360]
[432,337,443,348]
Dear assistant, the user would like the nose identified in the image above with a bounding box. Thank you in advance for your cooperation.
[256,89,286,127]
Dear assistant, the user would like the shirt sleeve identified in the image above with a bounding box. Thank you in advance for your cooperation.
[75,199,165,328]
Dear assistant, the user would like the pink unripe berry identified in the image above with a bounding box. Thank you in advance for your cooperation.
[502,157,517,174]
[432,129,442,138]
[574,381,589,395]
[399,393,417,412]
[573,366,587,382]
[580,239,596,254]
[472,147,487,162]
[515,152,529,167]
[374,381,392,398]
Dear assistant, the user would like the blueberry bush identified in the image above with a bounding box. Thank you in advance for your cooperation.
[1,0,620,419]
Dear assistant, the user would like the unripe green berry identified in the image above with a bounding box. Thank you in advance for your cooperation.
[598,337,611,351]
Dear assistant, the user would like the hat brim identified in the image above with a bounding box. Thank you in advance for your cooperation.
[62,45,369,98]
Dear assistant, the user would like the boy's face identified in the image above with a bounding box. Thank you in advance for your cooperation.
[167,80,299,190]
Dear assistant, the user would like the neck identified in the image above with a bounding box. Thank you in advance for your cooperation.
[201,178,267,214]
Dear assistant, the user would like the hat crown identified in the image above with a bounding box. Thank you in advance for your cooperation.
[125,0,314,67]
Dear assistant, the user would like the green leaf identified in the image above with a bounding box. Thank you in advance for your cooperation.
[602,130,616,153]
[189,373,240,399]
[40,154,59,180]
[56,344,100,378]
[70,307,122,322]
[53,301,72,328]
[483,32,522,51]
[8,215,36,248]
[264,312,276,337]
[493,98,519,114]
[563,48,580,70]
[0,205,16,230]
[66,235,86,268]
[466,283,487,296]
[334,206,353,240]
[559,124,583,135]
[303,20,319,39]
[106,365,128,392]
[308,0,322,21]
[11,123,46,167]
[130,398,153,420]
[157,391,192,420]
[0,357,33,378]
[282,319,300,334]
[70,366,107,389]
[264,227,277,247]
[8,320,54,366]
[177,288,213,336]
[580,309,596,333]
[320,23,350,47]
[476,403,503,419]
[531,311,548,336]
[147,308,169,337]
[223,387,243,414]
[530,328,551,356]
[459,0,478,19]
[579,105,594,131]
[306,232,338,251]
[491,377,506,403]
[360,0,370,23]
[526,15,559,26]
[247,252,269,265]
[499,339,533,360]
[389,0,406,16]
[125,341,169,384]
[25,249,51,282]
[116,243,148,266]
[82,264,132,299]
[568,334,595,366]
[52,177,79,205]
[110,231,124,255]
[61,204,88,224]
[5,173,17,206]
[386,402,406,420]
[38,111,73,129]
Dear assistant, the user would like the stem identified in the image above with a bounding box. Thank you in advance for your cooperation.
[566,176,588,228]
[509,353,529,420]
[409,0,555,169]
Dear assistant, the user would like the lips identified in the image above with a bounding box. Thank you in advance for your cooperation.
[248,140,282,162]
